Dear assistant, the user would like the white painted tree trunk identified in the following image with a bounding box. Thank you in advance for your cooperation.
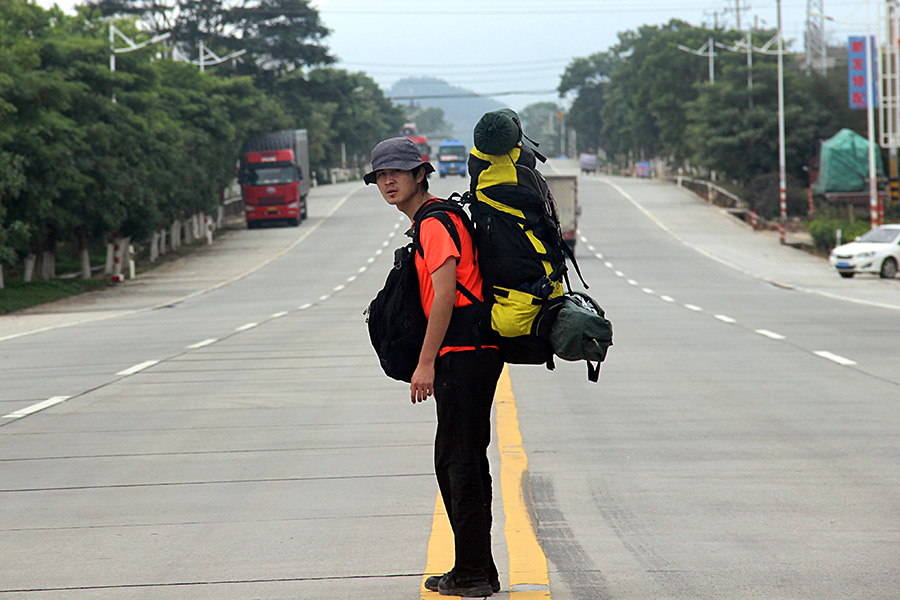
[104,243,114,274]
[23,254,35,282]
[150,232,160,263]
[183,218,193,245]
[79,247,91,279]
[171,220,181,249]
[41,250,55,280]
[111,237,129,280]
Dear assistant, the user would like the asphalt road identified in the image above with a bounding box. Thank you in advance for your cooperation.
[1,162,898,599]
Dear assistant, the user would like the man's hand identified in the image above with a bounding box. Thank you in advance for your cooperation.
[410,363,435,403]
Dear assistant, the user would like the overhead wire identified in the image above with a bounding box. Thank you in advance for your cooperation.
[314,0,857,16]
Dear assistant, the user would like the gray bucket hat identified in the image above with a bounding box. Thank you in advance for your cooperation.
[364,137,435,185]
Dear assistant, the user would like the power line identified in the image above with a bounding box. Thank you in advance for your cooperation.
[352,65,568,78]
[317,1,867,19]
[388,89,557,100]
[340,57,572,70]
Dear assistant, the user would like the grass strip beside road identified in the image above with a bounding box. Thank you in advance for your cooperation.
[0,278,108,314]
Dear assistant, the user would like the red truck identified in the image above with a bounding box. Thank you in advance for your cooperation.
[239,130,311,228]
[407,135,431,162]
[399,123,431,162]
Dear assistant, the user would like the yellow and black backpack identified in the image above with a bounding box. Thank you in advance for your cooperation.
[462,109,592,370]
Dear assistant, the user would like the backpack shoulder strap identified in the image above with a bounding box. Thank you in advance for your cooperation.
[412,199,487,314]
[411,198,471,256]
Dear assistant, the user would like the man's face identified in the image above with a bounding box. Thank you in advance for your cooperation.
[375,168,422,208]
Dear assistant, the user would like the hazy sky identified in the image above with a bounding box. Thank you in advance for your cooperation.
[34,0,878,111]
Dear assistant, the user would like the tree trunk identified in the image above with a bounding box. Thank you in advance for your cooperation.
[78,230,91,279]
[150,231,160,263]
[23,253,36,282]
[171,220,181,249]
[114,237,130,279]
[0,263,4,289]
[41,249,56,280]
[184,218,194,244]
[104,242,114,274]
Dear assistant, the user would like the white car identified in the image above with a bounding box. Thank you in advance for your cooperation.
[829,224,900,279]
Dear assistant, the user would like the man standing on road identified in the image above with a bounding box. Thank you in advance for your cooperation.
[365,137,504,597]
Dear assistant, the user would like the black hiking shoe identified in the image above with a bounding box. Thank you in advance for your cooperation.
[425,570,500,594]
[437,570,494,597]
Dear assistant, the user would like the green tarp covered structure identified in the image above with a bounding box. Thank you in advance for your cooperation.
[813,128,884,194]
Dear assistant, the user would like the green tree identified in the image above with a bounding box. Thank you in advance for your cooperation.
[409,106,452,138]
[274,68,404,175]
[0,152,28,287]
[558,52,617,153]
[683,50,864,184]
[561,21,744,160]
[0,0,407,289]
[90,0,334,88]
[519,102,566,156]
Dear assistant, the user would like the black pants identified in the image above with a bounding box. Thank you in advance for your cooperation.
[433,349,504,580]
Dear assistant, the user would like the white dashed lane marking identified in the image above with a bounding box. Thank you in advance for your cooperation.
[755,329,786,340]
[3,396,70,419]
[814,351,857,366]
[580,232,859,369]
[186,338,217,349]
[116,360,160,376]
[5,204,402,424]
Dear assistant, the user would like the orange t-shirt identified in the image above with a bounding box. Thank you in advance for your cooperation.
[414,201,490,355]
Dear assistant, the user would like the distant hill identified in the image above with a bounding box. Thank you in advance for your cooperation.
[388,77,504,147]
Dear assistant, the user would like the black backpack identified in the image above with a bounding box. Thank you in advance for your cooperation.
[365,241,426,383]
[364,201,487,383]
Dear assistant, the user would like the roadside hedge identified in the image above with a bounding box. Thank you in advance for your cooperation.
[806,218,873,253]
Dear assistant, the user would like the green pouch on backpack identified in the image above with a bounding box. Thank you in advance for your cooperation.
[549,292,613,381]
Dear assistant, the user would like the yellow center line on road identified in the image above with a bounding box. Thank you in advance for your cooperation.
[422,495,453,597]
[421,366,551,598]
[496,366,552,599]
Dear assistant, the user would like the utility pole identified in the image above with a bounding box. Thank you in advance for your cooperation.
[777,0,788,244]
[724,0,752,31]
[806,0,827,74]
[173,42,247,72]
[704,8,724,30]
[197,41,246,73]
[864,0,879,227]
[109,24,170,103]
[717,31,774,108]
[882,0,900,209]
[677,38,717,83]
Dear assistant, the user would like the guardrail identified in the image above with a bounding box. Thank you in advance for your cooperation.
[668,175,757,228]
